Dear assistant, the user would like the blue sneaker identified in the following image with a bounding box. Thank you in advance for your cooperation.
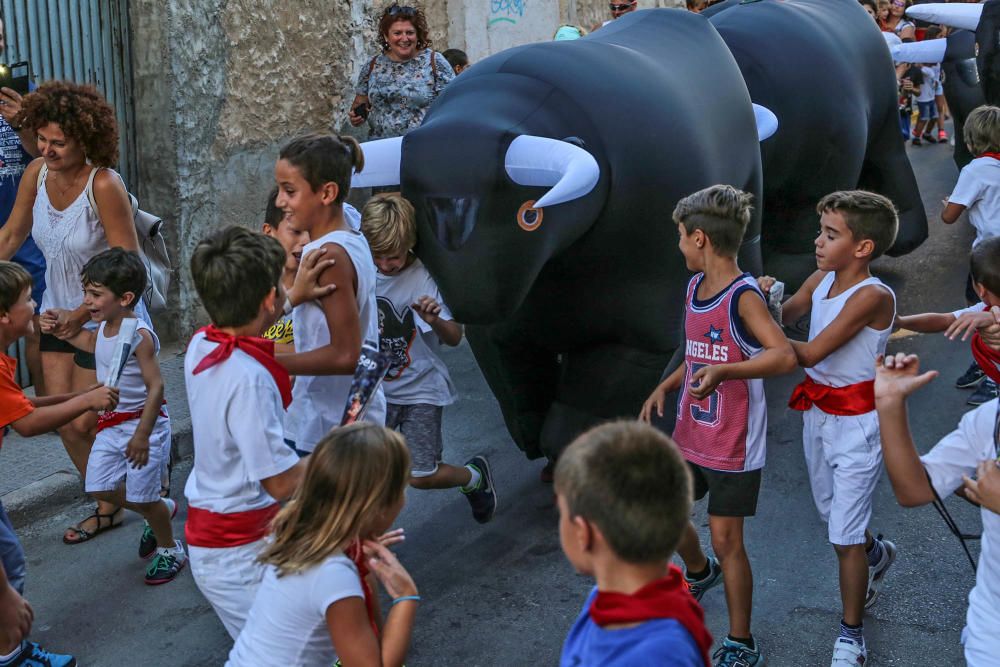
[713,637,764,667]
[0,641,76,667]
[685,555,723,602]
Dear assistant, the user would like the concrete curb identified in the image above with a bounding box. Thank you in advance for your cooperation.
[4,423,193,529]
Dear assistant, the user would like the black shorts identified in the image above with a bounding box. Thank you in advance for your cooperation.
[38,333,96,370]
[688,462,762,517]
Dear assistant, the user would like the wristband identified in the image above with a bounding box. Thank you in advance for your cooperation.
[282,297,293,316]
[391,595,421,606]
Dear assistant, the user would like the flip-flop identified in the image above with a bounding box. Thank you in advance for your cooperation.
[62,506,124,545]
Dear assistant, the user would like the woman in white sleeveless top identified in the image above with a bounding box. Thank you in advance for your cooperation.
[0,81,141,543]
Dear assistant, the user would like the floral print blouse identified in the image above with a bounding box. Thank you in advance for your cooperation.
[355,49,455,140]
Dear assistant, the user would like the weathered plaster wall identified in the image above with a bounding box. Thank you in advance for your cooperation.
[131,0,686,338]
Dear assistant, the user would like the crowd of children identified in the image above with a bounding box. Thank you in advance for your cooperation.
[2,103,1000,666]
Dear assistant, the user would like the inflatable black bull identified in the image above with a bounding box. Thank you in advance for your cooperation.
[704,0,927,286]
[354,9,769,460]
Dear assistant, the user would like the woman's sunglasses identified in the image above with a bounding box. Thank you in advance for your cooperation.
[609,2,635,11]
[386,5,418,17]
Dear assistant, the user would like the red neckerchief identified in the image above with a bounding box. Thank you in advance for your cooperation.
[980,152,1000,161]
[346,540,380,638]
[967,305,1000,385]
[589,565,713,667]
[192,326,292,409]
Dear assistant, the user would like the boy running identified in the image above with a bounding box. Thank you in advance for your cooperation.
[641,185,796,666]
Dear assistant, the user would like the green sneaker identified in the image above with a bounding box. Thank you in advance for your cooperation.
[139,497,177,560]
[144,542,187,585]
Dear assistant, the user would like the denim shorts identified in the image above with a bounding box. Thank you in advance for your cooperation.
[917,100,938,121]
[0,500,26,594]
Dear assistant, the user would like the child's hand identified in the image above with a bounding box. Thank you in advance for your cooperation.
[874,353,938,403]
[412,295,443,325]
[639,384,669,422]
[0,583,32,650]
[287,247,337,307]
[963,460,1000,515]
[42,309,84,339]
[84,384,119,412]
[376,528,405,548]
[125,436,150,469]
[38,309,58,334]
[945,311,996,341]
[757,275,777,295]
[363,539,417,600]
[689,365,726,400]
[978,306,1000,352]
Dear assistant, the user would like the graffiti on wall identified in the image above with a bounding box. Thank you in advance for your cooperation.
[489,0,526,26]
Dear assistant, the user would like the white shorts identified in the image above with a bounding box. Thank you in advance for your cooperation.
[85,415,171,504]
[189,539,267,640]
[962,590,1000,666]
[802,407,883,545]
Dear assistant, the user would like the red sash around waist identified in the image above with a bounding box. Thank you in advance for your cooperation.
[184,503,280,548]
[788,376,875,416]
[96,403,168,433]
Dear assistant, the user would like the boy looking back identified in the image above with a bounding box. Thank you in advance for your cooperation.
[555,420,713,667]
[641,185,796,666]
[759,191,898,667]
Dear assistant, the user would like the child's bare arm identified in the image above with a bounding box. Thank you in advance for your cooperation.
[688,290,796,400]
[895,312,956,334]
[874,352,940,507]
[259,457,308,502]
[639,362,685,422]
[941,200,965,224]
[11,386,118,436]
[54,328,97,353]
[413,295,462,347]
[125,330,164,469]
[791,284,893,368]
[761,270,825,326]
[278,243,362,376]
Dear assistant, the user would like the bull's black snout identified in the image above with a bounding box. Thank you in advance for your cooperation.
[427,197,481,250]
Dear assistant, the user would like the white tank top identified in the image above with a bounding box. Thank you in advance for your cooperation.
[287,228,384,451]
[95,317,159,413]
[805,272,895,388]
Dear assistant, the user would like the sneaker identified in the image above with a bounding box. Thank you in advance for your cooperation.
[938,129,948,142]
[956,362,986,388]
[865,535,897,608]
[922,133,938,143]
[685,555,724,602]
[713,637,764,667]
[139,497,177,559]
[0,641,76,667]
[462,456,498,524]
[911,137,922,146]
[831,637,866,666]
[144,542,187,585]
[968,378,998,406]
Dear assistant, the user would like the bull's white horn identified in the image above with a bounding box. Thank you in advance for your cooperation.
[753,104,778,142]
[882,32,902,49]
[890,38,947,64]
[350,136,402,187]
[504,135,600,208]
[906,3,982,31]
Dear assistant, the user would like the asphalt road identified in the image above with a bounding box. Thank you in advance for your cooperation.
[12,136,984,666]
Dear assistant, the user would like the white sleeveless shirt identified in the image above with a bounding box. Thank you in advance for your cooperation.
[287,228,384,451]
[805,273,895,388]
[95,317,159,413]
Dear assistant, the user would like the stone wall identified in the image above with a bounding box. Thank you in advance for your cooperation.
[130,0,684,339]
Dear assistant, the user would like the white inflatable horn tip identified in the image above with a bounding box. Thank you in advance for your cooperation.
[753,104,778,142]
[906,3,982,31]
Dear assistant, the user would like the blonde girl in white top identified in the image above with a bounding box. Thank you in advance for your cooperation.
[0,81,140,544]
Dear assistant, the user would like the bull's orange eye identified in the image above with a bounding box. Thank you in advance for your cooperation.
[517,201,543,231]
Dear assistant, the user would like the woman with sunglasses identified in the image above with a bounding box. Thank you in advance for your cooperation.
[349,4,455,140]
[885,0,915,41]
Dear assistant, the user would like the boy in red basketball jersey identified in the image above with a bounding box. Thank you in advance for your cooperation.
[642,185,795,666]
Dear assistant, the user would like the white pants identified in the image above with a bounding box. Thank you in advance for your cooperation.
[802,407,883,545]
[962,590,1000,666]
[189,539,267,640]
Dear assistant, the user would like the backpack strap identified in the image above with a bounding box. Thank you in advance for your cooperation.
[430,50,438,89]
[367,55,378,83]
[84,167,101,214]
[35,163,46,193]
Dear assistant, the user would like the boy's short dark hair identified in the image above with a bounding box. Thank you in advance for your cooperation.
[264,187,284,229]
[81,248,147,309]
[970,237,1000,296]
[672,184,754,257]
[555,421,692,564]
[190,226,285,328]
[0,261,32,313]
[816,190,898,259]
[442,48,468,70]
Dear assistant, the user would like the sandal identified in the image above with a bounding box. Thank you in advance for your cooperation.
[63,506,125,545]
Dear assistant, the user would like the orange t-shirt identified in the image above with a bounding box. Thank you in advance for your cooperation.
[0,353,33,449]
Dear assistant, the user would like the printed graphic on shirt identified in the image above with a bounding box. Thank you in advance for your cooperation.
[377,296,418,381]
[263,315,294,346]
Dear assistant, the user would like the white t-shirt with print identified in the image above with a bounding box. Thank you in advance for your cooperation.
[224,552,364,667]
[183,331,299,514]
[916,65,937,103]
[376,258,457,406]
[948,157,1000,247]
[920,399,1000,661]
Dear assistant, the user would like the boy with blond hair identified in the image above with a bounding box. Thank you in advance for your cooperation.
[759,190,899,666]
[360,193,497,522]
[555,420,713,666]
[641,184,796,666]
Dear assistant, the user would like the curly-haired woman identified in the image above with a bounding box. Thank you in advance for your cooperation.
[0,80,143,544]
[348,4,455,139]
